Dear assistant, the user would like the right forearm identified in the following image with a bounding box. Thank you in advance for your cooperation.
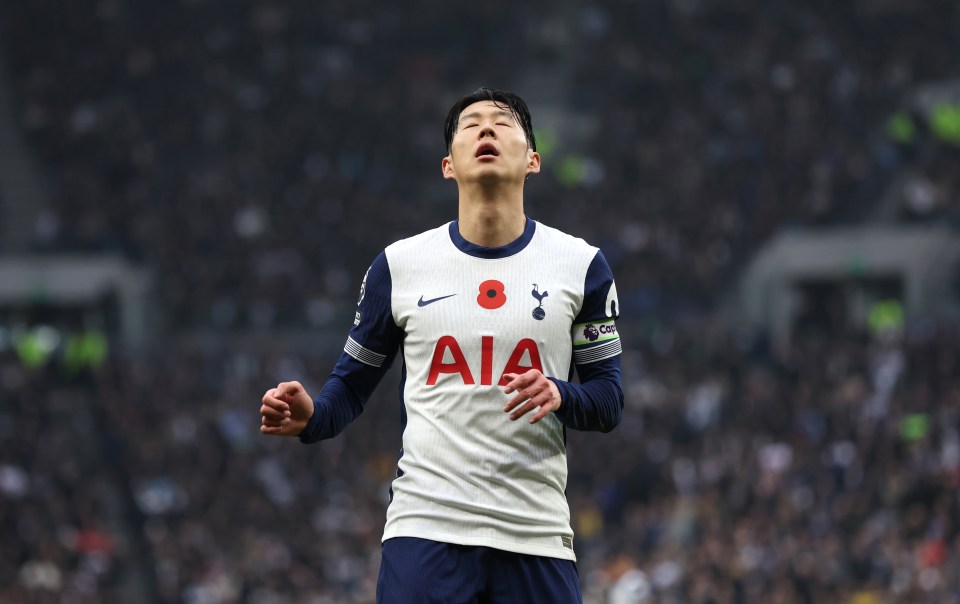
[298,375,364,443]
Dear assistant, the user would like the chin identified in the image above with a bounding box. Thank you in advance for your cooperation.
[470,167,518,185]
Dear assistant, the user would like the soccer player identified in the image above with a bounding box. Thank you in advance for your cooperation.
[260,88,623,603]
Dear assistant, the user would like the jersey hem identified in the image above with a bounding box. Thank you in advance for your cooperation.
[382,526,577,562]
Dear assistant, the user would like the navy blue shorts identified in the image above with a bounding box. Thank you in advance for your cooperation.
[377,537,582,604]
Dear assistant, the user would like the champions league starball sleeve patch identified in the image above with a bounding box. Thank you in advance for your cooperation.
[572,319,622,364]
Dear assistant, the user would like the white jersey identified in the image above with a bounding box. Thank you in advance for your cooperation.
[317,218,621,561]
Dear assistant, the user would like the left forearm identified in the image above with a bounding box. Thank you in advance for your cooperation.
[550,375,623,432]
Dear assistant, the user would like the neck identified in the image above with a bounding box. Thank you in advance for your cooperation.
[457,182,526,247]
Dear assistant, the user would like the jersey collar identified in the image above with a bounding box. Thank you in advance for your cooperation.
[448,217,536,259]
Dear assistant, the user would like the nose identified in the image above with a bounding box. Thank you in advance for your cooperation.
[479,126,496,140]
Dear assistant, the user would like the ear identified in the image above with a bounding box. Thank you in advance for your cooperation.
[526,150,541,176]
[442,155,456,180]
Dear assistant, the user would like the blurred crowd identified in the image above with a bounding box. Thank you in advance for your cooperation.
[0,356,126,603]
[573,324,960,603]
[2,0,960,602]
[567,0,960,313]
[1,0,958,325]
[5,321,960,602]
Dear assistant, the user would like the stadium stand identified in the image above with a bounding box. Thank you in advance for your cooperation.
[1,0,959,602]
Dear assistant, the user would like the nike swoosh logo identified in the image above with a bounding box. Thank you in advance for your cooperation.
[418,294,456,307]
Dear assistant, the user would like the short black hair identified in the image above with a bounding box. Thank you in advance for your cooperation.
[443,88,537,154]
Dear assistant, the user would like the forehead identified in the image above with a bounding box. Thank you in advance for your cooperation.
[458,100,518,123]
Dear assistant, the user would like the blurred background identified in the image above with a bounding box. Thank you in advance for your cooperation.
[0,0,959,602]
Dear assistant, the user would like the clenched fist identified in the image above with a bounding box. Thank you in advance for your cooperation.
[260,381,314,436]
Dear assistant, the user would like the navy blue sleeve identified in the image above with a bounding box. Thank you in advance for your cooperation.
[299,252,404,443]
[549,250,623,432]
[550,356,623,432]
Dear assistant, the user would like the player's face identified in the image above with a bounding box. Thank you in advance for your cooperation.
[442,100,540,185]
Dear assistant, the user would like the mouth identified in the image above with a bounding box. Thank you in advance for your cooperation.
[475,143,500,159]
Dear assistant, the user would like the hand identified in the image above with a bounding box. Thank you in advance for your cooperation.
[260,381,314,436]
[502,369,562,424]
